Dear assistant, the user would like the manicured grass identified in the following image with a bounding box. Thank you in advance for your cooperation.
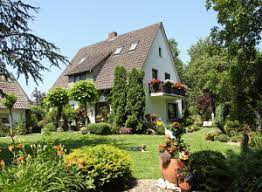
[0,128,240,179]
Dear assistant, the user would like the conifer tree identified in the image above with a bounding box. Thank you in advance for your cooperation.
[125,68,145,133]
[110,66,127,131]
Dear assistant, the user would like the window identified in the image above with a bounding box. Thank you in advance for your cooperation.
[159,47,162,57]
[167,103,178,121]
[152,69,158,79]
[114,47,123,55]
[129,41,139,51]
[78,57,86,64]
[165,73,170,80]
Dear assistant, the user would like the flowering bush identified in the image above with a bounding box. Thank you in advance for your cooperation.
[158,120,189,161]
[0,143,87,192]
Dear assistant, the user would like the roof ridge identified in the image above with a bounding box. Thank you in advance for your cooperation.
[79,22,162,51]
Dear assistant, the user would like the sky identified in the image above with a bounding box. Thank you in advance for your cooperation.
[17,0,218,97]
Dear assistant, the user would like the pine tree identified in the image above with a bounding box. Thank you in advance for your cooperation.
[125,68,145,133]
[110,66,127,131]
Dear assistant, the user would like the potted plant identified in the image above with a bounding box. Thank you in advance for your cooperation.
[158,120,192,186]
[163,79,175,93]
[177,164,193,192]
[149,78,161,92]
[172,82,186,95]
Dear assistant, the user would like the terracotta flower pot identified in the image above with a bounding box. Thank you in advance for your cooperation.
[160,158,184,185]
[179,180,191,192]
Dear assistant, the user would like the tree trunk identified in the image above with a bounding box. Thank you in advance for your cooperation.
[85,103,88,128]
[9,109,16,148]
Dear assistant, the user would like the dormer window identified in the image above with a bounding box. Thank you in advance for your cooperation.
[114,47,123,55]
[159,47,162,57]
[78,57,86,64]
[129,41,139,51]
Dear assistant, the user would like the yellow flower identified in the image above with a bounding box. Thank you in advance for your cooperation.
[156,121,163,127]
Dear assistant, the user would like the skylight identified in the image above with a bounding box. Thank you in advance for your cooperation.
[78,57,86,64]
[129,41,139,51]
[114,47,123,55]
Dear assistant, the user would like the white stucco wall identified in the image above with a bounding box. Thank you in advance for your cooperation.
[143,27,183,122]
[0,108,26,126]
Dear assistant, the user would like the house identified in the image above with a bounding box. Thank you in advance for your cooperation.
[53,22,185,124]
[0,75,30,126]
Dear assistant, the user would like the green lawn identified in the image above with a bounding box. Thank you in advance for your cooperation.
[0,128,240,179]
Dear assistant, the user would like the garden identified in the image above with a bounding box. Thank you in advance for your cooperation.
[0,0,262,191]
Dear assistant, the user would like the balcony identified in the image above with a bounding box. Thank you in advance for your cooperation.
[148,79,186,97]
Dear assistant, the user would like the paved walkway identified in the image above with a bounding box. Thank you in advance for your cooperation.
[123,179,175,192]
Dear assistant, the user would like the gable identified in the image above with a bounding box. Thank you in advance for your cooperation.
[143,25,181,83]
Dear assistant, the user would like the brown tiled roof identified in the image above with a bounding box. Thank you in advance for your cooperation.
[64,52,111,76]
[52,23,162,90]
[0,80,30,109]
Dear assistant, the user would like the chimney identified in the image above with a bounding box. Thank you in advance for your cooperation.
[107,32,117,41]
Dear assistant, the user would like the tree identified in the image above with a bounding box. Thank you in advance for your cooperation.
[31,87,46,105]
[69,80,98,127]
[186,38,231,107]
[45,87,69,129]
[206,0,262,124]
[168,39,185,82]
[1,93,17,145]
[206,0,261,59]
[0,0,67,83]
[125,68,145,133]
[110,66,127,131]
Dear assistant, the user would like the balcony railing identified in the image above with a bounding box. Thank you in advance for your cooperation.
[148,81,186,97]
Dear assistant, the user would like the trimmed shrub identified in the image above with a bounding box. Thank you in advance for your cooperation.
[205,130,221,141]
[189,150,227,191]
[0,121,9,137]
[64,145,132,190]
[87,123,112,135]
[214,134,230,142]
[44,123,56,132]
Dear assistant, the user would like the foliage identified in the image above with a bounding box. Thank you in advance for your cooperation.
[31,87,46,105]
[44,123,56,132]
[214,134,229,142]
[230,134,242,143]
[206,0,262,125]
[159,121,189,160]
[186,124,200,133]
[189,150,226,191]
[206,0,261,57]
[87,123,112,135]
[110,66,127,131]
[196,91,213,121]
[69,80,98,127]
[119,127,132,134]
[0,120,9,137]
[1,93,17,110]
[46,87,69,109]
[64,145,132,190]
[249,132,262,150]
[45,87,69,128]
[168,39,185,82]
[125,68,145,133]
[214,103,225,132]
[224,120,241,136]
[30,105,46,120]
[0,144,86,192]
[0,0,67,82]
[14,121,26,135]
[205,130,221,141]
